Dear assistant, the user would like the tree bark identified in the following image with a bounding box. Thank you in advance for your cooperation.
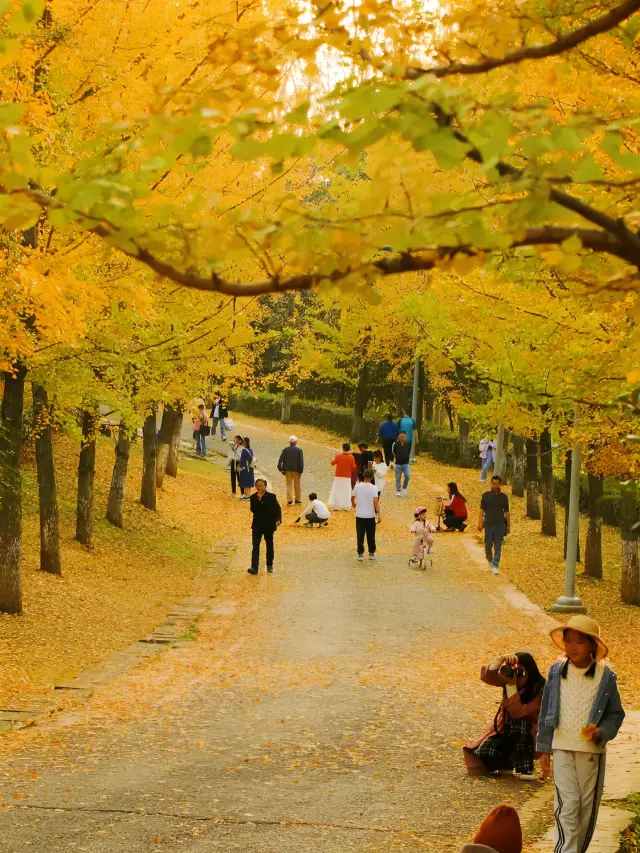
[337,385,348,407]
[501,430,512,484]
[424,373,434,423]
[76,409,97,546]
[416,361,425,435]
[106,426,131,528]
[459,418,472,467]
[0,368,26,614]
[584,472,603,578]
[512,435,525,497]
[32,384,61,575]
[156,406,174,488]
[444,400,454,432]
[165,404,183,479]
[620,483,639,605]
[350,364,370,442]
[539,428,557,536]
[281,389,293,424]
[141,407,157,510]
[525,437,541,520]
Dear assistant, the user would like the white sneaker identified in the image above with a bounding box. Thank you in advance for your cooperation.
[515,772,537,781]
[402,489,408,497]
[369,553,376,561]
[396,490,401,497]
[357,554,364,561]
[491,565,500,575]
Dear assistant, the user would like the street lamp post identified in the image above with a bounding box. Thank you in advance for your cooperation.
[551,421,586,613]
[410,356,420,463]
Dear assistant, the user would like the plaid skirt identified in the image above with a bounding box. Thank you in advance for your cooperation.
[473,715,534,775]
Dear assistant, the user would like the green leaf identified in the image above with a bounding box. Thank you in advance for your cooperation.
[561,234,582,253]
[572,155,604,183]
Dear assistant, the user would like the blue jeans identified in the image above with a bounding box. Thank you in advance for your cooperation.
[219,418,226,439]
[196,432,206,455]
[395,463,410,491]
[485,525,506,567]
[480,449,494,481]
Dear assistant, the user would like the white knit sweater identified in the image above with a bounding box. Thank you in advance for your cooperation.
[553,661,605,753]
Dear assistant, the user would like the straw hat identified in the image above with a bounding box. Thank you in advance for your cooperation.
[550,615,608,662]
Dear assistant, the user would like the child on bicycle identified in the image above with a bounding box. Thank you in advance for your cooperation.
[410,507,436,565]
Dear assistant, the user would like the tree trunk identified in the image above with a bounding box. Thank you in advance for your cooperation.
[141,408,157,510]
[32,384,61,575]
[76,409,97,546]
[444,400,454,432]
[512,436,525,497]
[337,385,348,407]
[424,374,434,423]
[540,428,556,536]
[165,404,183,479]
[281,390,293,424]
[501,430,511,484]
[350,364,369,442]
[416,361,425,435]
[620,483,639,605]
[459,418,472,467]
[156,406,174,488]
[0,368,26,614]
[584,472,603,578]
[525,438,541,520]
[563,452,581,562]
[106,426,131,528]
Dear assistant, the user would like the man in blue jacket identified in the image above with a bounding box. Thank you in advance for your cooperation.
[378,413,400,465]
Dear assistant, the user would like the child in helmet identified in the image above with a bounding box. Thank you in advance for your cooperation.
[409,507,436,565]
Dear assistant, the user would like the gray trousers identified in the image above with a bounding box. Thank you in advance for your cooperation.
[553,749,606,853]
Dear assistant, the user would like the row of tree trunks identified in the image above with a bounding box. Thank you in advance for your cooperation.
[33,384,61,575]
[0,368,26,614]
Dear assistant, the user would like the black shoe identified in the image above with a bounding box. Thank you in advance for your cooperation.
[294,501,302,505]
[247,568,258,575]
[267,566,274,573]
[287,501,294,506]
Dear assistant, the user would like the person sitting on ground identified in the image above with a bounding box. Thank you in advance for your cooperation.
[371,450,389,498]
[295,493,331,528]
[443,481,468,531]
[462,652,546,780]
[409,507,436,565]
[459,804,523,853]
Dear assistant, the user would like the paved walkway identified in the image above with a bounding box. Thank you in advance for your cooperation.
[0,423,559,852]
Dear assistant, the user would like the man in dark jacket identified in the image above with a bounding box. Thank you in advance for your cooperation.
[378,413,400,465]
[392,431,411,496]
[277,435,304,505]
[210,392,229,442]
[248,479,282,575]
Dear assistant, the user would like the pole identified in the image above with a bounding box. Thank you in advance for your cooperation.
[494,423,505,478]
[552,417,586,613]
[410,356,420,463]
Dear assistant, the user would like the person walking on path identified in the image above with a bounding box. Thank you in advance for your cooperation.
[393,431,411,496]
[537,616,625,853]
[277,435,304,505]
[247,478,282,574]
[353,442,374,482]
[295,493,330,528]
[478,475,510,574]
[328,443,357,511]
[352,469,380,561]
[210,392,229,442]
[192,404,209,457]
[238,436,256,500]
[226,434,244,495]
[479,436,496,482]
[378,413,400,466]
[371,449,389,498]
[397,409,418,454]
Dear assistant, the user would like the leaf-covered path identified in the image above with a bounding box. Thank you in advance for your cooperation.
[0,422,557,852]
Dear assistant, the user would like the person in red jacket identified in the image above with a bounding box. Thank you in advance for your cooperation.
[443,482,468,531]
[462,652,546,780]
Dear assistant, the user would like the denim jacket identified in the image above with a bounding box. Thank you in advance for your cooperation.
[536,661,625,753]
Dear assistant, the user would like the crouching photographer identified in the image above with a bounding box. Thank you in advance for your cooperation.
[463,653,546,780]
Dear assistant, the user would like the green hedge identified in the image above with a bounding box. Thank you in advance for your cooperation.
[229,391,380,442]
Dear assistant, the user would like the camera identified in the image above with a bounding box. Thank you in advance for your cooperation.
[499,663,524,678]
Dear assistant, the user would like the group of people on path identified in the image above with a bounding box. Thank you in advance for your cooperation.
[191,391,232,457]
[462,615,625,853]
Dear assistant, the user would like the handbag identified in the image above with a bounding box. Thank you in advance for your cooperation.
[202,425,211,436]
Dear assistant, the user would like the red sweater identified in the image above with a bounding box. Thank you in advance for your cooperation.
[448,494,468,518]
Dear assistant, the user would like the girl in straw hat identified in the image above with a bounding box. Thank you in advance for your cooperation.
[536,615,625,853]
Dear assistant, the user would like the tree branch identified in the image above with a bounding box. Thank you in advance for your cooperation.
[403,0,640,80]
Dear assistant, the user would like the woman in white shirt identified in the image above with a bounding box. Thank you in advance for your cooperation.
[372,450,389,498]
[295,493,331,528]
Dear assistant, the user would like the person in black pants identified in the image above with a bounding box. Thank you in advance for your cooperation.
[377,413,400,466]
[351,469,381,561]
[248,479,282,574]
